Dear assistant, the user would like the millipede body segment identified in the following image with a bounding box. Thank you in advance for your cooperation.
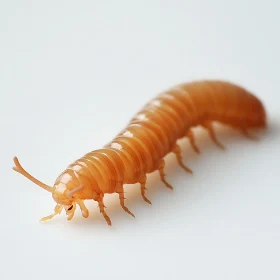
[13,80,266,225]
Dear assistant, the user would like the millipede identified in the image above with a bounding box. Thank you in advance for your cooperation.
[13,80,266,225]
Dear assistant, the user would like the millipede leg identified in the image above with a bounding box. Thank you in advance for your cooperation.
[66,202,77,221]
[116,187,135,217]
[186,130,200,154]
[241,128,258,141]
[158,159,173,190]
[172,144,193,173]
[203,122,225,149]
[139,175,151,204]
[97,196,112,226]
[76,198,89,218]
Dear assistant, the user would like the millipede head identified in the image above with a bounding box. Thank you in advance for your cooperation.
[12,156,86,222]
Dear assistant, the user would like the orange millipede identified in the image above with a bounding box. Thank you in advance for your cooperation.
[13,80,266,225]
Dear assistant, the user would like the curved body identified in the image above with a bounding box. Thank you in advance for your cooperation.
[13,80,266,225]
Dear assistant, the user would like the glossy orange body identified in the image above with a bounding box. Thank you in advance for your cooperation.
[13,80,266,225]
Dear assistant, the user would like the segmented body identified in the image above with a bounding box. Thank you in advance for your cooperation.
[13,80,266,225]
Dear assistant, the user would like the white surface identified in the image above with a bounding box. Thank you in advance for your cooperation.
[1,1,279,279]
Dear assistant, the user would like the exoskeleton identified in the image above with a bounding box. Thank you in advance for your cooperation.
[13,80,266,225]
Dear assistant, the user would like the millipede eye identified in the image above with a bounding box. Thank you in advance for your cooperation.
[68,205,73,211]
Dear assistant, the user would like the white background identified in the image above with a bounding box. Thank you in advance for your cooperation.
[1,1,279,279]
